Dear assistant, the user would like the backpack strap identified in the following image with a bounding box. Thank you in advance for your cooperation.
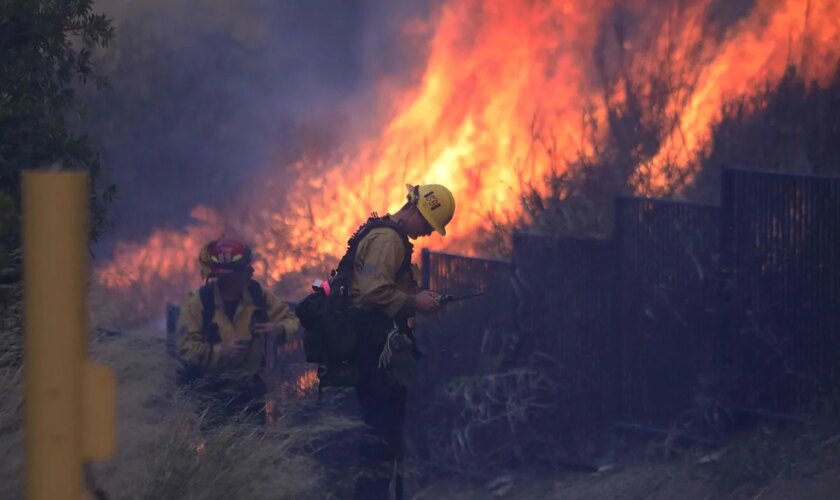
[246,279,272,369]
[198,283,222,345]
[200,280,266,332]
[199,283,215,332]
[247,279,267,311]
[373,218,413,277]
[334,215,414,285]
[177,284,217,386]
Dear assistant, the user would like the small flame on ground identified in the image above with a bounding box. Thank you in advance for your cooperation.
[265,399,276,426]
[296,369,319,395]
[277,368,319,398]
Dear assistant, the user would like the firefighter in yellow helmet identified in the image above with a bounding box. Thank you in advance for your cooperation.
[177,238,300,429]
[347,183,455,500]
[406,183,456,236]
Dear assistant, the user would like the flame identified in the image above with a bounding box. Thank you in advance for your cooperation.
[97,206,221,290]
[265,399,276,426]
[274,366,319,400]
[94,0,840,326]
[643,0,840,188]
[275,0,609,262]
[295,369,319,395]
[272,0,840,270]
[92,206,223,325]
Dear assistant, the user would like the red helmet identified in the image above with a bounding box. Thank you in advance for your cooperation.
[204,238,253,276]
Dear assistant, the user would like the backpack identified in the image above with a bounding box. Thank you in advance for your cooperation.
[176,279,268,386]
[296,215,413,389]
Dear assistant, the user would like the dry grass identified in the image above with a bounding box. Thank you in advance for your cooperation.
[0,310,361,499]
[412,416,840,500]
[89,331,362,500]
[443,367,556,457]
[0,283,24,497]
[0,363,23,498]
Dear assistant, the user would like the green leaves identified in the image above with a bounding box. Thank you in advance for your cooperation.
[0,0,116,243]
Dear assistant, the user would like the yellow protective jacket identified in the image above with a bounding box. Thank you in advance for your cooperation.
[177,281,300,378]
[350,226,419,318]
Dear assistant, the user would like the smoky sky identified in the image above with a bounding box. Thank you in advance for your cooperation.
[86,0,434,256]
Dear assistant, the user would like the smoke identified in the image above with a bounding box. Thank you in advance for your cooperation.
[86,0,435,255]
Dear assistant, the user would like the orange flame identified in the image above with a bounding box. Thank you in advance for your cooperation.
[93,206,223,325]
[275,366,319,400]
[296,369,319,394]
[265,399,276,426]
[643,0,840,188]
[94,0,840,326]
[97,206,221,291]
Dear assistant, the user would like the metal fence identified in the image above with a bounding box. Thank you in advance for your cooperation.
[409,250,517,464]
[418,249,516,376]
[512,232,616,438]
[721,169,840,409]
[420,169,837,438]
[613,197,721,426]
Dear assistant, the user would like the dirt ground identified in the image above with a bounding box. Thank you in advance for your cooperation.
[412,432,840,500]
[413,463,840,500]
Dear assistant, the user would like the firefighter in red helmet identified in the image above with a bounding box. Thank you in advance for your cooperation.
[177,238,299,428]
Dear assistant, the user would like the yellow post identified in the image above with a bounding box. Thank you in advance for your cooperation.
[23,170,115,500]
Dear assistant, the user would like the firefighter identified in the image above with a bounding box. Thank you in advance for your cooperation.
[350,183,456,500]
[177,238,300,429]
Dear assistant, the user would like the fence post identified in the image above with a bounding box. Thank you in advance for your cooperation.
[23,171,116,500]
[165,303,180,357]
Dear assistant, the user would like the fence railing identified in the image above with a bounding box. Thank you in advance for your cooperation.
[419,249,516,376]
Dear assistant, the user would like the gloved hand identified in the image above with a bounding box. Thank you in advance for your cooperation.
[414,290,441,314]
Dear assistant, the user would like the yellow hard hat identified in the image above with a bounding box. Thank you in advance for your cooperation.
[407,183,456,236]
